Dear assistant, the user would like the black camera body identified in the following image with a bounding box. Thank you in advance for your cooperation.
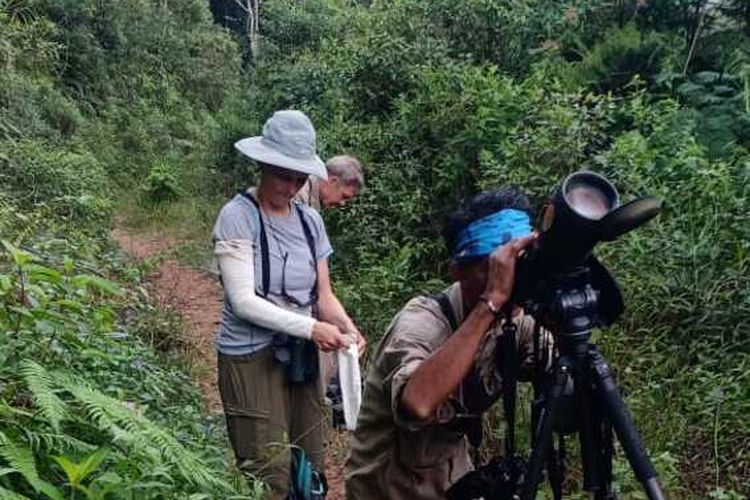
[447,456,527,500]
[513,171,661,309]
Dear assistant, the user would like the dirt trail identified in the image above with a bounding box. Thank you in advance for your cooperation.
[112,222,346,499]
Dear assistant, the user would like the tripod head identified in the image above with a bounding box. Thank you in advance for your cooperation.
[524,256,622,351]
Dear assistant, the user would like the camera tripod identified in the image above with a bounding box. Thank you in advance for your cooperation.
[520,267,666,500]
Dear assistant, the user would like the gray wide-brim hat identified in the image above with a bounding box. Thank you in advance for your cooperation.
[235,110,328,179]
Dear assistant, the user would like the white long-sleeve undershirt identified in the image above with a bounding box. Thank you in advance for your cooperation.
[214,239,315,340]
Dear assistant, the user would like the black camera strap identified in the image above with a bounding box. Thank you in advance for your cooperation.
[295,202,319,308]
[432,292,458,331]
[431,292,485,450]
[501,308,519,457]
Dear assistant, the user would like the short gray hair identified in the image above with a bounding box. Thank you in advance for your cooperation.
[326,155,364,189]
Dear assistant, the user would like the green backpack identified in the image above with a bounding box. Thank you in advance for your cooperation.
[288,448,327,500]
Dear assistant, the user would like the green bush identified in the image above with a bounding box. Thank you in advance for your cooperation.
[143,163,181,205]
[0,243,254,498]
[260,0,344,56]
[564,24,673,93]
[0,141,110,211]
[0,1,259,495]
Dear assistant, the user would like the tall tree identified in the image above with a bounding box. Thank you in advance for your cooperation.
[208,0,260,60]
[233,0,260,59]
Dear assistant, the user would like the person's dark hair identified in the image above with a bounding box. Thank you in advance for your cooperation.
[442,187,532,254]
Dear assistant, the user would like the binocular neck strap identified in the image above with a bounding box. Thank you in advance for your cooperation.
[241,191,270,296]
[240,192,319,306]
[294,202,319,305]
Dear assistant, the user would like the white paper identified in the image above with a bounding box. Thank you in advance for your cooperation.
[337,343,362,431]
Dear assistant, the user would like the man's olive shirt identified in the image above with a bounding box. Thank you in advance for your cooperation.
[345,282,539,500]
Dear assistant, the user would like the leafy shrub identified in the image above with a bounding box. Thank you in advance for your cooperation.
[0,243,255,498]
[657,68,750,156]
[564,24,673,93]
[420,0,561,74]
[143,163,181,205]
[180,29,243,113]
[0,140,110,212]
[260,0,344,56]
[0,75,71,140]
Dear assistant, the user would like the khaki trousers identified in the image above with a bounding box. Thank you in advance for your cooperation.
[218,348,326,499]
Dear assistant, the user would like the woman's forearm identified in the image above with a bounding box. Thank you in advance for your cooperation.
[317,291,357,334]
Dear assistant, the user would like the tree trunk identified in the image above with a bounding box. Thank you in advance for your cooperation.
[234,0,260,60]
[251,0,260,58]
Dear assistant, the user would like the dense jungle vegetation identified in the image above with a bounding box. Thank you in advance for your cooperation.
[0,0,748,497]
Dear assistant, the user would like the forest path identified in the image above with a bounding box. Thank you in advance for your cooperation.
[112,220,347,499]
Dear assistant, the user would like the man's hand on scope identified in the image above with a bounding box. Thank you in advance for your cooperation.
[484,233,537,307]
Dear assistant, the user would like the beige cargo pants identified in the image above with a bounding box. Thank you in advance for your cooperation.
[218,348,326,499]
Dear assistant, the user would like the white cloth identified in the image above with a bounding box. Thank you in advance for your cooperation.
[338,342,362,430]
[215,239,315,340]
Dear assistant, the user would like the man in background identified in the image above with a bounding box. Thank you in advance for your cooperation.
[296,155,364,210]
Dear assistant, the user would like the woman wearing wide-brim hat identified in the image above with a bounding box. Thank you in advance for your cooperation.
[212,110,366,498]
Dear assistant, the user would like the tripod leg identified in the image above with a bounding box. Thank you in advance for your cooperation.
[574,362,606,494]
[521,357,572,500]
[587,348,666,500]
[601,413,616,499]
[533,378,563,500]
[547,435,563,500]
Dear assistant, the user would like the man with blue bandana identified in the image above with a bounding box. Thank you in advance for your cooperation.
[346,188,546,500]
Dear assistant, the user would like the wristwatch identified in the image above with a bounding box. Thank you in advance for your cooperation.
[478,293,502,315]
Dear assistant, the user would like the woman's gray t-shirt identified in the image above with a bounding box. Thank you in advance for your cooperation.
[212,192,333,355]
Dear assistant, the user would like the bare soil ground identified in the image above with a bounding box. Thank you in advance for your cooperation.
[112,222,347,499]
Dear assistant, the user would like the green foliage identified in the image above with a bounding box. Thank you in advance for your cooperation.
[0,140,112,222]
[0,239,255,497]
[419,0,575,74]
[260,0,344,56]
[657,65,750,155]
[52,447,110,496]
[0,1,259,496]
[143,163,181,205]
[564,24,673,93]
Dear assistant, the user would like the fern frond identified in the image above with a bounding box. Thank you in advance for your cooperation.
[0,431,64,499]
[22,429,95,456]
[0,431,42,489]
[0,485,31,499]
[58,375,230,489]
[141,425,225,488]
[19,360,67,432]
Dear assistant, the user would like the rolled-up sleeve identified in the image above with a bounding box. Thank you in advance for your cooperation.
[377,305,449,431]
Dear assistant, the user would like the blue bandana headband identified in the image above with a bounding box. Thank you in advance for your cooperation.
[453,209,532,262]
